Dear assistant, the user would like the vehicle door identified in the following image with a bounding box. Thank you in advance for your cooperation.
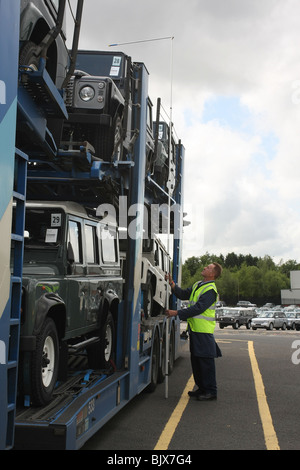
[274,313,281,328]
[240,309,247,325]
[65,216,89,333]
[153,241,165,306]
[84,221,101,326]
[280,313,286,327]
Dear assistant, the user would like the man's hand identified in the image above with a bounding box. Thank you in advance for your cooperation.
[165,273,175,289]
[165,309,178,318]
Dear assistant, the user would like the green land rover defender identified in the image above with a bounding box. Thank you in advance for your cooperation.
[15,201,123,406]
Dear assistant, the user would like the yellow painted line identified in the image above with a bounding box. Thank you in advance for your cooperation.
[248,341,280,450]
[154,374,194,450]
[217,339,249,345]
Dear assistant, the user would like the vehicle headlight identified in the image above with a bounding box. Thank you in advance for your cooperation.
[79,85,95,102]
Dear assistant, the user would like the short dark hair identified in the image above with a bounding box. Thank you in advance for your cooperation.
[212,262,222,279]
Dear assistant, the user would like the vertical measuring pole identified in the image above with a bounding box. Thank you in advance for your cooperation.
[165,37,174,399]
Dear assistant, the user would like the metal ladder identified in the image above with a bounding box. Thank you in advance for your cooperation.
[5,148,27,449]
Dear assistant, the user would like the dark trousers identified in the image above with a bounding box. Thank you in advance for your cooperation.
[191,354,217,396]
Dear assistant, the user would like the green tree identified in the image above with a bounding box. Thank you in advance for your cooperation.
[278,259,300,277]
[184,256,201,277]
[215,268,237,304]
[262,270,289,303]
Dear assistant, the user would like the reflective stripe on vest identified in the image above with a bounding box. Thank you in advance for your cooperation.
[187,281,218,334]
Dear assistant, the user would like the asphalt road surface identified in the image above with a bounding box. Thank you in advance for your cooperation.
[82,325,300,452]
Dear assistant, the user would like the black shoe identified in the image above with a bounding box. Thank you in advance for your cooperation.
[196,393,217,401]
[188,389,202,397]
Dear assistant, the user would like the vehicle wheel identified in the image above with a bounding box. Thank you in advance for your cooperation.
[88,312,116,369]
[246,321,251,329]
[147,330,159,392]
[252,327,257,330]
[96,115,123,161]
[101,313,115,368]
[111,116,123,161]
[268,323,274,330]
[291,323,296,330]
[233,321,239,330]
[19,41,39,72]
[282,323,287,331]
[143,279,154,318]
[31,318,59,406]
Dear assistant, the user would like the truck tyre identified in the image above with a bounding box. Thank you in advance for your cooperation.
[233,321,239,329]
[268,323,274,330]
[19,41,39,72]
[147,330,159,392]
[31,318,59,406]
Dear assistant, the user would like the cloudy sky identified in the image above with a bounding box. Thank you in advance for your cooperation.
[68,0,300,263]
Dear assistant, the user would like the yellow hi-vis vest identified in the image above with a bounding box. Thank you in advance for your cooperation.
[187,281,218,334]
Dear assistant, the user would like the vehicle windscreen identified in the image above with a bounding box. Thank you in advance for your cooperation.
[22,208,64,262]
[258,311,274,318]
[75,52,125,79]
[222,309,238,316]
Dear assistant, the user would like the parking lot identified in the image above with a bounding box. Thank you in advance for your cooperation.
[216,305,300,331]
[82,325,300,451]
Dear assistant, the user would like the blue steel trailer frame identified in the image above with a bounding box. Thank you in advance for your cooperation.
[0,0,25,450]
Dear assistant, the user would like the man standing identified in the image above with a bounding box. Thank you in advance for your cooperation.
[165,263,222,401]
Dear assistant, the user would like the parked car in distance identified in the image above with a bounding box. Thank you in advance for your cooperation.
[218,307,256,329]
[236,300,257,308]
[285,311,300,330]
[251,311,287,330]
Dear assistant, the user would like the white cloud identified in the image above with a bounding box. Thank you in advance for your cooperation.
[68,0,300,263]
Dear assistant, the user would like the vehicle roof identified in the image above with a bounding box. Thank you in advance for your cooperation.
[221,307,255,311]
[25,201,118,226]
[256,310,285,315]
[77,50,128,57]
